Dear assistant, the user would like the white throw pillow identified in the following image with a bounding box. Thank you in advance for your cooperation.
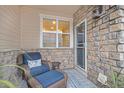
[27,59,41,68]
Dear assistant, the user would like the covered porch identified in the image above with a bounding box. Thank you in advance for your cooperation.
[0,5,124,88]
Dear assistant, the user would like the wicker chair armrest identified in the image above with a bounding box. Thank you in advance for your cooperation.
[21,64,32,80]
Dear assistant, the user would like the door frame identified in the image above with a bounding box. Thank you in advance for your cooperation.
[74,19,87,73]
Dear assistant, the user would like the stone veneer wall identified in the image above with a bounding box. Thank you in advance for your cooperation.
[23,48,74,69]
[73,5,124,86]
[0,50,27,87]
[40,48,74,69]
[0,48,74,87]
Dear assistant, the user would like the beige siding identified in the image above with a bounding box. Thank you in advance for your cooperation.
[20,7,40,49]
[20,6,73,49]
[0,6,20,50]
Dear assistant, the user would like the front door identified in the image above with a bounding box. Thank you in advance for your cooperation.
[75,19,87,71]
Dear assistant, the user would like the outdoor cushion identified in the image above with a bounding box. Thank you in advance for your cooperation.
[35,70,64,88]
[28,59,42,68]
[23,52,41,64]
[30,64,50,76]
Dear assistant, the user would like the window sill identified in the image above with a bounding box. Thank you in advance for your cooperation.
[40,47,73,49]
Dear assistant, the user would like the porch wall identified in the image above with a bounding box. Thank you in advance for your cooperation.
[39,49,74,69]
[22,48,74,69]
[0,6,24,87]
[73,5,124,86]
[0,6,21,50]
[0,50,24,87]
[20,6,73,49]
[20,6,74,69]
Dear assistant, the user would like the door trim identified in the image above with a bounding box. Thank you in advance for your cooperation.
[74,19,87,73]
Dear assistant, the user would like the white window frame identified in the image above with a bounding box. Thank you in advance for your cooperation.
[40,14,73,48]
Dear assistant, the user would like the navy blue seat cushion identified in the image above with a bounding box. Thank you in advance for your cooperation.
[35,70,64,88]
[30,64,50,76]
[23,52,41,64]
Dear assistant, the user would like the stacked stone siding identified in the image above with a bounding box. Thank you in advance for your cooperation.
[22,48,74,69]
[0,48,73,87]
[0,50,25,87]
[40,49,74,69]
[73,5,124,86]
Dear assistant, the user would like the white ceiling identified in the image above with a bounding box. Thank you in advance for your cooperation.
[25,5,81,18]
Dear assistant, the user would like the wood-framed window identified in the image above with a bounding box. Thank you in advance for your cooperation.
[40,14,73,48]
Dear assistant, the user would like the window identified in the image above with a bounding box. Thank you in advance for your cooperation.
[58,20,70,47]
[43,18,56,47]
[40,15,73,48]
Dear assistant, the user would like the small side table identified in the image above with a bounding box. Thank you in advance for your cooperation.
[52,62,61,70]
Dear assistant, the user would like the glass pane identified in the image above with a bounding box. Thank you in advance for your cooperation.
[43,33,56,47]
[77,43,85,47]
[77,33,85,43]
[58,34,70,47]
[77,32,85,47]
[77,22,85,33]
[43,18,56,32]
[58,20,70,33]
[77,48,85,69]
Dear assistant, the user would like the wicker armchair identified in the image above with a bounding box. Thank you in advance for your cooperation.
[17,52,68,88]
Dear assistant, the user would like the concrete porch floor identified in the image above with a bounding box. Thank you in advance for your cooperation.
[64,69,97,88]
